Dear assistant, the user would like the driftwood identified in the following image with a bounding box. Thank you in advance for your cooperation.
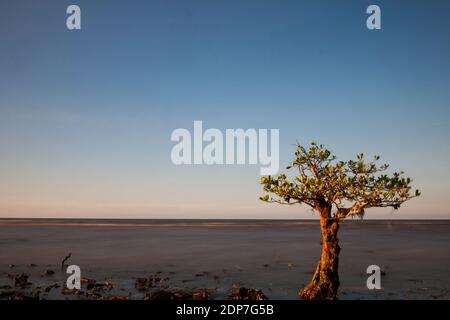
[61,253,72,270]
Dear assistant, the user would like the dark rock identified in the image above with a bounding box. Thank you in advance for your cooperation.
[135,274,169,290]
[42,270,55,277]
[227,286,268,300]
[44,283,60,293]
[135,277,153,291]
[14,273,31,288]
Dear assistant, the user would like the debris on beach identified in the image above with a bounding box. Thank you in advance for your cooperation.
[14,273,31,288]
[135,277,153,291]
[11,292,40,300]
[91,282,113,293]
[135,274,171,290]
[191,289,212,300]
[144,288,213,300]
[29,263,38,267]
[8,264,16,268]
[86,292,102,299]
[81,276,96,283]
[144,290,177,300]
[227,286,268,300]
[61,287,80,295]
[100,295,129,300]
[81,276,96,289]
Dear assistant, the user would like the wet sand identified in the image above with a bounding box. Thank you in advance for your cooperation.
[0,219,449,300]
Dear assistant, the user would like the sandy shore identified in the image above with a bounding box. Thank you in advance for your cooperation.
[0,219,449,300]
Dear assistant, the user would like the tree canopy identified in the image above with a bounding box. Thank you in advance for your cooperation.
[260,142,420,219]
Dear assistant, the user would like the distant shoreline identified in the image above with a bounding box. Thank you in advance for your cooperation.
[0,217,449,221]
[0,218,449,229]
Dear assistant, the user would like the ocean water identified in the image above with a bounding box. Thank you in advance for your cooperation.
[0,219,449,299]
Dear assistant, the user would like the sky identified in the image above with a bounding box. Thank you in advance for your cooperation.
[0,0,449,219]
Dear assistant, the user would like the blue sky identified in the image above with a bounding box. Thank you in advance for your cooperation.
[0,0,449,218]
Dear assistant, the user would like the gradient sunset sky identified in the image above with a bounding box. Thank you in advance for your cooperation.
[1,0,449,219]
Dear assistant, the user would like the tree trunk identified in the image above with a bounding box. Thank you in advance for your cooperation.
[299,208,340,300]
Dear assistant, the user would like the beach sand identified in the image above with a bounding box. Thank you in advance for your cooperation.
[0,219,449,300]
